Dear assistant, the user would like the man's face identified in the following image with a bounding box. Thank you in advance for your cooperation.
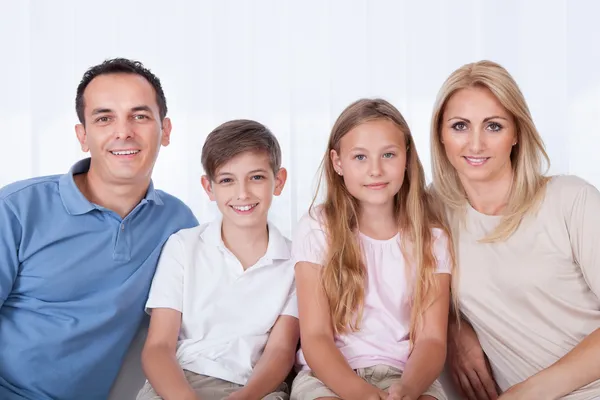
[75,73,171,185]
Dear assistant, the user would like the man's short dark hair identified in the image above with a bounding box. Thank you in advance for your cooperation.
[75,58,167,124]
[201,120,282,181]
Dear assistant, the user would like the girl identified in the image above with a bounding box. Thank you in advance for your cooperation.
[291,99,454,400]
[432,60,600,400]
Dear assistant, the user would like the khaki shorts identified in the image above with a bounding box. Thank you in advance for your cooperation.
[290,364,447,400]
[137,369,289,400]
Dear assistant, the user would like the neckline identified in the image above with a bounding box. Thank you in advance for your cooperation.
[358,231,400,244]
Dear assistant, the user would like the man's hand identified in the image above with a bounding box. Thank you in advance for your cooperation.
[447,320,499,400]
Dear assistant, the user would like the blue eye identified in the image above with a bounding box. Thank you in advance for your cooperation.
[383,153,395,159]
[354,154,366,161]
[251,175,265,181]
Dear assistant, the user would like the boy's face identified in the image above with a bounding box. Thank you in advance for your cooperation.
[201,151,287,230]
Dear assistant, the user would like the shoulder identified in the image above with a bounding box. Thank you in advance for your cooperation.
[169,222,210,244]
[296,205,328,233]
[155,189,194,213]
[0,175,61,203]
[547,174,594,193]
[544,175,599,208]
[154,189,199,227]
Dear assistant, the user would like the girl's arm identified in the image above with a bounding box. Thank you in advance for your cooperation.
[141,308,198,400]
[296,261,386,400]
[226,315,299,400]
[390,274,451,399]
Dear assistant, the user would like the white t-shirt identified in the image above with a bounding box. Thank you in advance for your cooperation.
[145,218,298,385]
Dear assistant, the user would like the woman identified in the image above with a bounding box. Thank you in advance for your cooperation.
[430,60,600,400]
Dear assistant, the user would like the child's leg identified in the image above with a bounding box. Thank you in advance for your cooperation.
[136,370,241,400]
[368,365,448,400]
[261,381,291,400]
[136,380,161,400]
[289,370,341,400]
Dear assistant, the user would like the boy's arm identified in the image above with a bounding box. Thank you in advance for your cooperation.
[0,199,21,310]
[389,274,451,400]
[295,262,386,400]
[141,234,197,400]
[228,315,299,400]
[142,308,198,400]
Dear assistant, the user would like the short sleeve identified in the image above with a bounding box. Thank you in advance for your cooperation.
[565,177,600,298]
[291,210,328,266]
[281,284,299,318]
[432,228,452,275]
[145,233,186,313]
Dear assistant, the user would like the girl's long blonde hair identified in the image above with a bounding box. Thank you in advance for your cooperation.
[430,60,551,242]
[312,98,455,342]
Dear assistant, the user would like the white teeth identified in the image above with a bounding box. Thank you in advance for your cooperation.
[111,150,140,155]
[465,157,487,164]
[232,204,257,211]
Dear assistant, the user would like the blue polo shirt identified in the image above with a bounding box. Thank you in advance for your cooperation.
[0,158,198,400]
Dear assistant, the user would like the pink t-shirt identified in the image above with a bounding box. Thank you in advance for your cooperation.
[292,207,451,371]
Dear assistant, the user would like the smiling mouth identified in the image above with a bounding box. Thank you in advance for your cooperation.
[230,203,258,213]
[110,150,140,156]
[463,156,490,166]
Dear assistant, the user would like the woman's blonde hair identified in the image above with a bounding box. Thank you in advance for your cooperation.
[312,98,455,342]
[430,60,551,242]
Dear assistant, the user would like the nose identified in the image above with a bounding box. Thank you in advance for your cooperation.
[369,157,383,177]
[236,180,250,200]
[113,118,134,141]
[468,127,485,154]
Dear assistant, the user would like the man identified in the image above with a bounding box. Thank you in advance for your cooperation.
[0,58,198,400]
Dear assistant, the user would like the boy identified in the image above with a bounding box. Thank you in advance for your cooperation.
[137,120,299,400]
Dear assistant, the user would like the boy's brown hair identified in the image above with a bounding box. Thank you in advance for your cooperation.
[201,119,282,181]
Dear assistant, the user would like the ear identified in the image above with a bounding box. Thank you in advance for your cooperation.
[75,124,89,152]
[201,175,216,201]
[273,167,287,196]
[161,117,172,147]
[330,149,342,175]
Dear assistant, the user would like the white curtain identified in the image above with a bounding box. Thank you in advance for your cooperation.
[1,0,599,240]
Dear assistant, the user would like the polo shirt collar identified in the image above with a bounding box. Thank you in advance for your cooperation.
[201,217,290,261]
[59,157,163,216]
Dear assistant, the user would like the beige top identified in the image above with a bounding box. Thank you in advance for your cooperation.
[456,175,600,399]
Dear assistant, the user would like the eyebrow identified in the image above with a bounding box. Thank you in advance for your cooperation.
[216,169,268,178]
[350,144,401,152]
[90,105,153,116]
[131,105,153,113]
[447,116,509,123]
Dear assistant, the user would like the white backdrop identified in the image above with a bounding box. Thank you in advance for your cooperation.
[1,1,600,399]
[2,0,600,238]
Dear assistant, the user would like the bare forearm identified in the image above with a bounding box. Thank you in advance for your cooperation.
[399,339,446,398]
[304,336,376,400]
[523,328,600,399]
[142,346,197,400]
[240,348,295,399]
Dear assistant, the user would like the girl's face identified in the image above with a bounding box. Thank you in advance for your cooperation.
[331,118,407,210]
